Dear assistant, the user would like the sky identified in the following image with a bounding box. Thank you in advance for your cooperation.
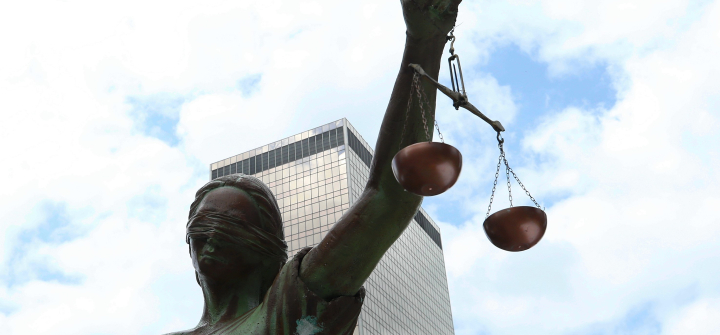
[1,0,719,334]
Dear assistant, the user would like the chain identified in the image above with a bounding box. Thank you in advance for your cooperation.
[486,133,541,218]
[399,73,417,150]
[401,73,439,146]
[415,72,446,144]
[434,120,445,143]
[506,163,513,207]
[502,151,541,209]
[414,75,431,141]
[486,141,503,218]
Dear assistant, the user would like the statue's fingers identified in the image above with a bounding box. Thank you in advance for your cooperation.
[402,0,427,9]
[429,0,460,14]
[448,0,462,12]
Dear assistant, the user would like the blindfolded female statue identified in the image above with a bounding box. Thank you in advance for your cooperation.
[168,1,461,334]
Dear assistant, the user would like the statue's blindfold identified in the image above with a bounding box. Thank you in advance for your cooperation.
[186,211,288,263]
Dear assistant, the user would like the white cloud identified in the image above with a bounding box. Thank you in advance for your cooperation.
[435,0,720,334]
[1,0,719,334]
[663,298,720,335]
[0,0,410,333]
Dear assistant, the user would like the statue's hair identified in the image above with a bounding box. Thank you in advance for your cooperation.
[188,173,286,297]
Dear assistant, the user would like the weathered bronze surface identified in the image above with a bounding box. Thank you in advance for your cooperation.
[168,1,464,334]
[409,63,505,133]
[483,206,547,252]
[392,142,462,196]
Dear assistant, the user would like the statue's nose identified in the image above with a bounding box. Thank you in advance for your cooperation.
[204,238,218,252]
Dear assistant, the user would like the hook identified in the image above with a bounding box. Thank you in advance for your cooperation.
[448,30,456,56]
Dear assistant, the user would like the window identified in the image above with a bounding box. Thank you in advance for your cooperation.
[414,211,443,249]
[268,149,276,170]
[214,127,348,178]
[261,152,268,171]
[308,136,317,156]
[301,138,309,158]
[347,130,372,167]
[322,131,331,151]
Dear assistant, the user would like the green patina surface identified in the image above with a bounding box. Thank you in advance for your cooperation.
[295,316,324,335]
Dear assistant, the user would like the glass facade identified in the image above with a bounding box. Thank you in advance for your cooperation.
[210,119,454,335]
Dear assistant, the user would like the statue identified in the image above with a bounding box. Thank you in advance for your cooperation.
[169,1,461,334]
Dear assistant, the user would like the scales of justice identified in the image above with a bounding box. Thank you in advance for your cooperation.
[393,31,547,252]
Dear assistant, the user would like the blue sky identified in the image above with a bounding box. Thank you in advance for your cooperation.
[1,0,720,334]
[428,43,618,223]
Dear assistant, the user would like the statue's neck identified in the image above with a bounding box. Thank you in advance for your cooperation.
[197,273,263,327]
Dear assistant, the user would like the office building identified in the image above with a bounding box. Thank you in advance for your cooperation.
[210,119,454,335]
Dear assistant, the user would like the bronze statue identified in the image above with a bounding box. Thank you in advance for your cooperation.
[169,1,461,334]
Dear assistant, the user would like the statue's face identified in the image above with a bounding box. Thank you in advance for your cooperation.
[189,187,265,283]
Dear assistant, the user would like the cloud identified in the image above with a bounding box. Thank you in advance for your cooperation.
[431,0,720,334]
[126,93,186,146]
[0,0,407,333]
[663,298,720,335]
[1,0,719,334]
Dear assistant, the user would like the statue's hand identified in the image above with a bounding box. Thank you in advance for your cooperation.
[401,0,461,40]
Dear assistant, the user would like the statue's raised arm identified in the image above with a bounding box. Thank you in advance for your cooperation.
[300,0,461,300]
[175,2,461,334]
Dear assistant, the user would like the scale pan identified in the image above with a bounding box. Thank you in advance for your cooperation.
[392,142,462,196]
[483,206,547,252]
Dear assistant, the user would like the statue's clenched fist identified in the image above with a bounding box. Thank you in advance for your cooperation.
[401,0,461,40]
